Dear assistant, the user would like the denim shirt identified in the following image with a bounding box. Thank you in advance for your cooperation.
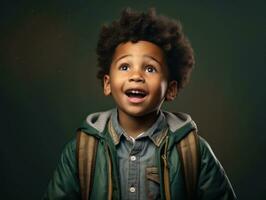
[109,110,168,200]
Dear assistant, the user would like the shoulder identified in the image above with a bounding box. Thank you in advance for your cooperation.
[59,137,77,167]
[196,136,237,199]
[197,135,227,182]
[197,136,220,166]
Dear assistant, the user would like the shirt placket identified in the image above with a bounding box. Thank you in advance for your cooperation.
[127,140,143,200]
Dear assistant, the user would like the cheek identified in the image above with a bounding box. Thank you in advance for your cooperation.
[150,79,168,96]
[110,76,125,91]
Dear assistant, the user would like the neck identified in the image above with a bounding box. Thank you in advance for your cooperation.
[117,110,160,138]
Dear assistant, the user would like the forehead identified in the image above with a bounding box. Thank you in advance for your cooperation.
[112,40,165,63]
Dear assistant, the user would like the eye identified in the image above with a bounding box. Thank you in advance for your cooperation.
[119,63,129,71]
[145,65,157,73]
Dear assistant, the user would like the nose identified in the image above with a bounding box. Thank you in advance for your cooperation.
[129,70,145,83]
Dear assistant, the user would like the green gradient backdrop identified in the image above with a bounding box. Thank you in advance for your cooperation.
[1,1,265,199]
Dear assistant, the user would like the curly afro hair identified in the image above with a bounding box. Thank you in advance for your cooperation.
[96,8,195,90]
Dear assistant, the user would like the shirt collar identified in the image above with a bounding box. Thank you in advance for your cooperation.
[108,109,168,147]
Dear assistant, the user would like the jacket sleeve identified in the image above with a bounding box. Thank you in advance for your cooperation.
[197,137,237,200]
[42,138,80,200]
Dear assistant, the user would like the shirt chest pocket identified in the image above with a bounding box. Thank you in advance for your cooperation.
[146,167,161,200]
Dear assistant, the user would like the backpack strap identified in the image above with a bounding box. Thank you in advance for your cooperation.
[76,130,98,200]
[162,135,171,200]
[177,130,200,200]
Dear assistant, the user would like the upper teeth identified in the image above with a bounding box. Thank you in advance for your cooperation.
[131,90,143,94]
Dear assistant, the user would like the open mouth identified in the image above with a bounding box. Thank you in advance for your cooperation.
[125,89,147,98]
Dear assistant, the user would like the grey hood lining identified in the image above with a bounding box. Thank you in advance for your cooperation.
[86,109,113,133]
[86,109,196,134]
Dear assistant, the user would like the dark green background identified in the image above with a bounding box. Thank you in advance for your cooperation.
[1,0,265,199]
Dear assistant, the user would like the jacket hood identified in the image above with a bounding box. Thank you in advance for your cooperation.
[79,109,197,142]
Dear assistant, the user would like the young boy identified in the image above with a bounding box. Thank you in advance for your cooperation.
[43,8,236,200]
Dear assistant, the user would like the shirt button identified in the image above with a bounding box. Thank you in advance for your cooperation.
[129,187,136,193]
[130,156,136,161]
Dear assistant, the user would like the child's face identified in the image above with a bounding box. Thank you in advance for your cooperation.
[103,40,177,118]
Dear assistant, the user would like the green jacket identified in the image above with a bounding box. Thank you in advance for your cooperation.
[43,110,236,199]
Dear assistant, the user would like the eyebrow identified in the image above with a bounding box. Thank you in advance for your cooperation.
[113,54,163,66]
[143,55,163,66]
[114,55,132,64]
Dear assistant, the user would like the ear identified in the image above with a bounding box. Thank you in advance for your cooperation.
[165,80,178,101]
[103,75,111,96]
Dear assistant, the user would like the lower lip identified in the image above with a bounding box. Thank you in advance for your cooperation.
[127,96,146,103]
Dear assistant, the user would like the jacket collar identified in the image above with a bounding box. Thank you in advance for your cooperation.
[80,109,197,147]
